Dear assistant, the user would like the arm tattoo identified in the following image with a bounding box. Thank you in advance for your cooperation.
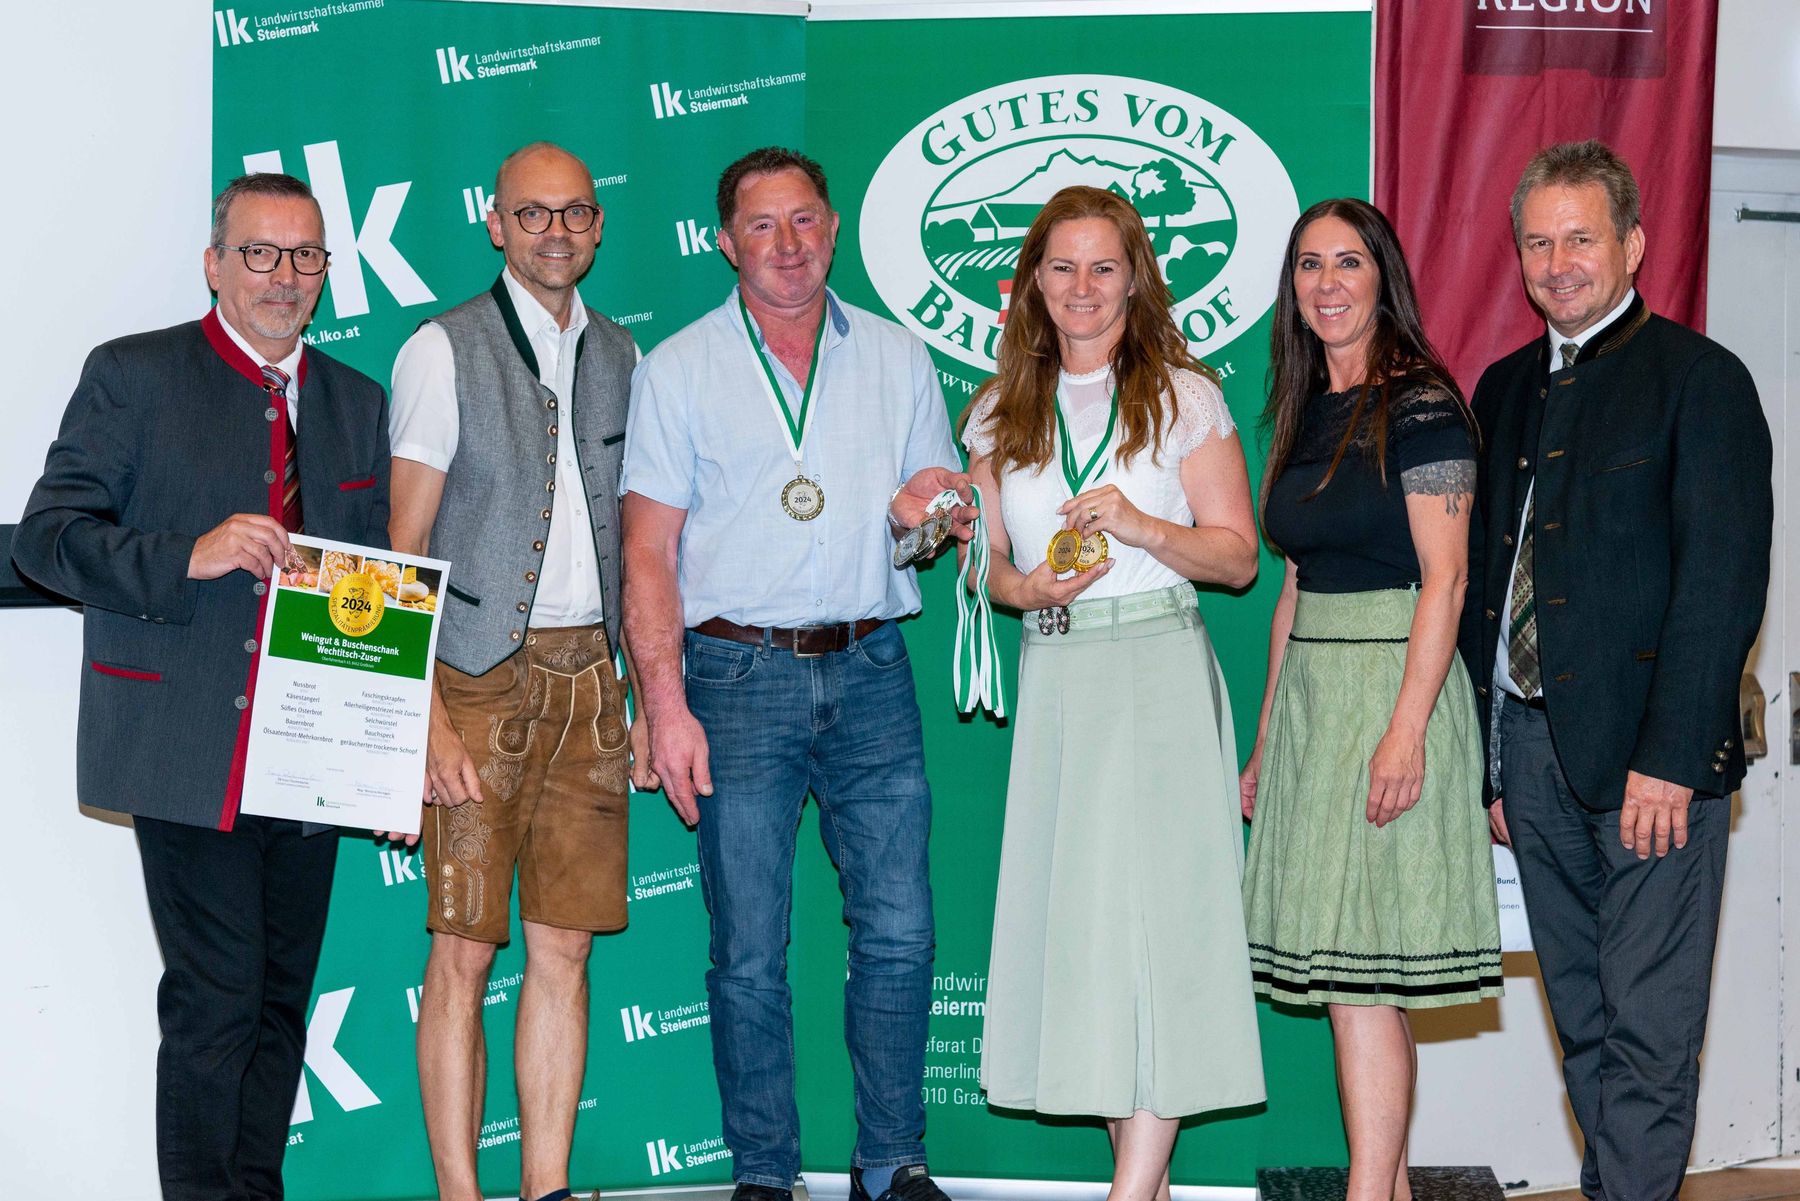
[1400,459,1475,517]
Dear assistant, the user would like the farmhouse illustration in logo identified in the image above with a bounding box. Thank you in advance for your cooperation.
[862,74,1298,371]
[927,148,1232,320]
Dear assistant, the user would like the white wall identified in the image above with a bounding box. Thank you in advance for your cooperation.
[1715,0,1800,154]
[0,4,210,1194]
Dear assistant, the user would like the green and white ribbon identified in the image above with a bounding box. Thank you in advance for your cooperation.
[954,485,1007,718]
[1054,385,1118,499]
[736,290,828,472]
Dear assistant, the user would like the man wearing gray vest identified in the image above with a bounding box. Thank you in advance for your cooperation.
[388,142,650,1201]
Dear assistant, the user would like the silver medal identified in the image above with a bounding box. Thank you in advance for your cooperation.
[892,522,929,569]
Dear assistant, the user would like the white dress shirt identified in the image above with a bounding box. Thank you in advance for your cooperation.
[390,269,611,629]
[1494,287,1637,700]
[216,309,300,428]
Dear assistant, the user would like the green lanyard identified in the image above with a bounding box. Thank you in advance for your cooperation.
[737,292,828,464]
[1053,386,1118,497]
[954,485,1006,719]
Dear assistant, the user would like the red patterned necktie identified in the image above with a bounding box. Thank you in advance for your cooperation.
[262,363,303,534]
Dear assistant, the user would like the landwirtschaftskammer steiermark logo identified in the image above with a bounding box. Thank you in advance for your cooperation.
[861,75,1298,371]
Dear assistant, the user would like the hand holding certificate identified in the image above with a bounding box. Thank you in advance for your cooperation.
[240,535,449,835]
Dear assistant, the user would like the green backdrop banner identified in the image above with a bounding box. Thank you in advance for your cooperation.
[800,9,1368,1187]
[211,3,1368,1197]
[213,4,804,1197]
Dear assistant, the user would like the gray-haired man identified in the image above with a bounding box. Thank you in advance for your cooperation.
[1460,140,1771,1199]
[15,172,391,1200]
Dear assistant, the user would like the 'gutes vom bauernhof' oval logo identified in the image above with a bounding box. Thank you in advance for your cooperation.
[860,74,1299,373]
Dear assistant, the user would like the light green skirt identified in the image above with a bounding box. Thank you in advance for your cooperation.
[980,585,1266,1119]
[1241,588,1502,1009]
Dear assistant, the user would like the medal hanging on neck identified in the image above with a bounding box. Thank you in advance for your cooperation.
[738,292,829,521]
[1045,384,1117,572]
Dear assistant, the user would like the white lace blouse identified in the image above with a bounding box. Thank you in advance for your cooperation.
[962,365,1237,600]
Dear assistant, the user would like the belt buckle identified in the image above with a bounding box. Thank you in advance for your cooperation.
[791,625,834,658]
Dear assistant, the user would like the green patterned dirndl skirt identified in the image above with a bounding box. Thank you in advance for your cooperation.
[1241,587,1502,1009]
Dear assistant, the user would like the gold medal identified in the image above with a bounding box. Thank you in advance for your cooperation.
[1074,530,1109,572]
[1045,528,1081,574]
[328,571,386,637]
[781,475,824,521]
[922,508,954,554]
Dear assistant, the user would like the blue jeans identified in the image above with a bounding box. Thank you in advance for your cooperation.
[684,620,935,1190]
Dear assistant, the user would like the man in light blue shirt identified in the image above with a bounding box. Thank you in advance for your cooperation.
[621,147,970,1201]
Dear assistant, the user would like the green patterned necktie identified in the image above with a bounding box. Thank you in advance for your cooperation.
[1508,340,1579,695]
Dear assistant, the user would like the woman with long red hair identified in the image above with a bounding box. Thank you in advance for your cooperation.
[965,185,1265,1201]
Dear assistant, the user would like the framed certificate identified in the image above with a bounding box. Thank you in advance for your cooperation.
[239,535,449,834]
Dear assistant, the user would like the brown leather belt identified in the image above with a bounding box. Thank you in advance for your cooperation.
[691,616,886,657]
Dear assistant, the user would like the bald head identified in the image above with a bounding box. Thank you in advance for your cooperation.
[485,141,603,324]
[495,141,592,206]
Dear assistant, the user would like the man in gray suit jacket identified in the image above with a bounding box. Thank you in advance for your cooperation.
[386,141,650,1201]
[14,173,391,1201]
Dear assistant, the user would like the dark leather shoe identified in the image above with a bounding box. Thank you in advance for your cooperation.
[850,1164,951,1201]
[731,1185,794,1201]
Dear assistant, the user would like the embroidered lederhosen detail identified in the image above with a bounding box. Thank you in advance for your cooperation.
[481,662,545,803]
[589,667,630,795]
[444,803,494,930]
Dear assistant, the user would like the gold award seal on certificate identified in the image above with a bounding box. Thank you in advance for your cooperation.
[1045,528,1082,574]
[781,475,825,521]
[1075,531,1109,573]
[328,571,386,637]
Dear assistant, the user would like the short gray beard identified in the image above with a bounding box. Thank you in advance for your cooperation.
[245,287,310,342]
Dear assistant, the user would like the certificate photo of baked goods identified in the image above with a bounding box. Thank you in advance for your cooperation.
[241,534,452,834]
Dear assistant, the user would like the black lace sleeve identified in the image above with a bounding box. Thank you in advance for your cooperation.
[1391,383,1474,473]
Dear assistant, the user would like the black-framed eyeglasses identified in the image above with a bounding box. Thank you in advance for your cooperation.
[217,243,331,275]
[508,204,598,234]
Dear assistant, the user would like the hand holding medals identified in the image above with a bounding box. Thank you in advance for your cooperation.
[890,466,978,568]
[893,491,960,568]
[1023,530,1113,634]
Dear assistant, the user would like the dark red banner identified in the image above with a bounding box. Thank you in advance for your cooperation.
[1375,0,1717,391]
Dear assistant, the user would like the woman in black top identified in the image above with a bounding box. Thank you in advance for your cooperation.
[1239,199,1502,1201]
